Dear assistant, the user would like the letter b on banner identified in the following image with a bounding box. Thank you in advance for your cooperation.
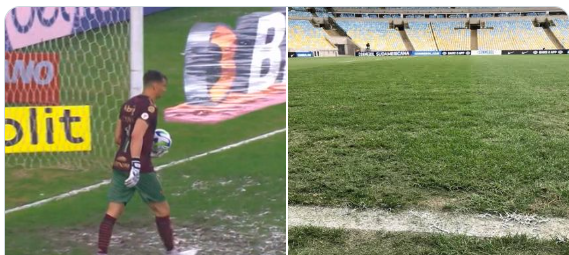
[236,12,286,94]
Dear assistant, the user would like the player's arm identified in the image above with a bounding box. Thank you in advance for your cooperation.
[124,118,148,188]
[114,119,122,146]
[129,118,148,159]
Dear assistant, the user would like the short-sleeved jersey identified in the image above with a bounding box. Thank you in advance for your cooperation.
[112,95,158,173]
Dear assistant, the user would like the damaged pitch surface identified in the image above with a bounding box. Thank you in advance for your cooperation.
[56,212,284,255]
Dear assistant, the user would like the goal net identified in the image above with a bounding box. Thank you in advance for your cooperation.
[5,7,131,171]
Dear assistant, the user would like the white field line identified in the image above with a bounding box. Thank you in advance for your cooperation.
[289,206,569,240]
[373,56,413,61]
[180,249,198,255]
[5,128,286,215]
[342,56,414,63]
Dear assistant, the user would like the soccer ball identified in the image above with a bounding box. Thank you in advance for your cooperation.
[152,129,172,157]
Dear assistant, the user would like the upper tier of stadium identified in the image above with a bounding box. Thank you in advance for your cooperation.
[288,7,569,55]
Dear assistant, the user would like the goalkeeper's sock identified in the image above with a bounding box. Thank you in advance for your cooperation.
[156,215,175,251]
[97,214,117,254]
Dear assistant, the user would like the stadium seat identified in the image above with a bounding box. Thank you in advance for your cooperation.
[288,20,336,51]
[550,18,569,48]
[315,12,334,18]
[290,7,307,11]
[432,21,470,51]
[478,20,556,50]
[406,21,438,51]
[335,20,407,51]
[289,10,314,18]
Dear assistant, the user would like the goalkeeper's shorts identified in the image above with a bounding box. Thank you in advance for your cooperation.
[107,169,166,204]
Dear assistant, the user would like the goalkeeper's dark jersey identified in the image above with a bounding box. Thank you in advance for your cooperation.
[112,94,158,173]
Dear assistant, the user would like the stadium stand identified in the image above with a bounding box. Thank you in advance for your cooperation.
[550,18,569,48]
[288,7,568,56]
[478,20,556,50]
[406,21,438,51]
[429,14,445,19]
[405,14,426,19]
[432,21,470,50]
[526,12,546,16]
[288,20,336,51]
[316,12,334,18]
[449,14,467,18]
[289,10,313,18]
[336,20,407,51]
[471,13,494,18]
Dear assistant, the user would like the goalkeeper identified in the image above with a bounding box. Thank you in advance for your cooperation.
[97,70,178,255]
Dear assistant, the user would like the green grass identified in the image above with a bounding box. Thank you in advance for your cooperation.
[5,7,285,254]
[5,7,284,208]
[289,226,569,255]
[289,55,569,217]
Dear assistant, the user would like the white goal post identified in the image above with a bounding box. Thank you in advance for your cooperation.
[130,7,144,98]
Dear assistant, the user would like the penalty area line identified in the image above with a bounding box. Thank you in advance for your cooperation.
[5,128,286,215]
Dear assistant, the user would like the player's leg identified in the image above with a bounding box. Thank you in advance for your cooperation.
[150,201,176,254]
[98,170,136,254]
[137,172,176,253]
[148,200,170,217]
[106,201,126,218]
[97,202,124,254]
